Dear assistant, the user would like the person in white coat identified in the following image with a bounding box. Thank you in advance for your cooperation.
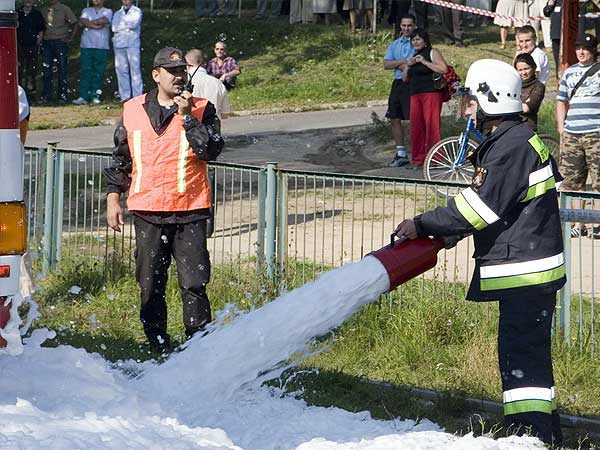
[112,0,143,102]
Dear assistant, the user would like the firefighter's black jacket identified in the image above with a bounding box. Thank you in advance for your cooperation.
[414,117,566,301]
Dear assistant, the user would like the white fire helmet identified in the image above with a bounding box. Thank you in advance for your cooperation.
[464,59,522,116]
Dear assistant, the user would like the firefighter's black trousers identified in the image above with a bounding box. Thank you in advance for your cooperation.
[498,293,562,445]
[134,215,212,346]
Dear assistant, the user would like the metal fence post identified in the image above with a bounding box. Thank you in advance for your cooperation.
[278,171,288,290]
[42,142,58,272]
[52,151,64,264]
[559,193,571,344]
[265,162,278,281]
[256,167,267,272]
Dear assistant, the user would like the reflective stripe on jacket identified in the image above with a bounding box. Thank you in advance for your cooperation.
[414,119,566,300]
[123,95,211,212]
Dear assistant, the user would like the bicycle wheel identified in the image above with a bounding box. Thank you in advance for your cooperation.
[423,136,477,186]
[538,134,560,161]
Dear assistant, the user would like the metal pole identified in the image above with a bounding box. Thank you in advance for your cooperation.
[256,167,267,272]
[42,142,58,272]
[52,151,64,264]
[265,162,277,281]
[372,0,377,33]
[559,193,571,344]
[238,0,242,18]
[278,172,288,290]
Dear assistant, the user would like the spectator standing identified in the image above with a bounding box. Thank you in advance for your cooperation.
[342,0,373,32]
[402,29,448,167]
[217,0,238,16]
[414,0,429,31]
[207,41,240,90]
[112,0,143,102]
[40,0,79,104]
[256,0,283,18]
[441,0,465,46]
[383,14,415,167]
[313,0,337,23]
[530,0,552,50]
[493,0,529,49]
[104,48,224,353]
[17,0,46,101]
[72,0,112,105]
[543,0,562,78]
[516,25,550,84]
[556,34,600,238]
[195,0,217,17]
[185,48,231,119]
[387,0,410,38]
[514,53,545,131]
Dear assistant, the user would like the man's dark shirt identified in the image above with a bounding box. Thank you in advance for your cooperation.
[17,7,46,46]
[104,89,224,224]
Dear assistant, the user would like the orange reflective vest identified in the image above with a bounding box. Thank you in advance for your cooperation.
[123,95,211,212]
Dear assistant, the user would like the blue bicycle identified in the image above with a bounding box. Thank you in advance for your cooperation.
[423,116,560,186]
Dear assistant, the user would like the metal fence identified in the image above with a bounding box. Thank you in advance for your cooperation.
[23,145,600,355]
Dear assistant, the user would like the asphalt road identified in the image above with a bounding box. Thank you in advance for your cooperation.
[27,105,388,152]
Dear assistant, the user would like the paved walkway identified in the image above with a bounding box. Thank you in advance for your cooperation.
[27,105,388,151]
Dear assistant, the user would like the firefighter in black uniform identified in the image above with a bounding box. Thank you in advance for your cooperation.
[395,59,565,445]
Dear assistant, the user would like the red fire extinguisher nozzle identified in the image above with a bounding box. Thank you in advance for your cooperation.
[369,235,445,292]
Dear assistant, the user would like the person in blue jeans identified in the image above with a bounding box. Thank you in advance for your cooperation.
[40,0,79,104]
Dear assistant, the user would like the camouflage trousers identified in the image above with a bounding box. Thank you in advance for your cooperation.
[559,131,600,191]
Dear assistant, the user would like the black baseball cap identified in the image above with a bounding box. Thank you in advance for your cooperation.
[575,33,599,50]
[153,47,188,69]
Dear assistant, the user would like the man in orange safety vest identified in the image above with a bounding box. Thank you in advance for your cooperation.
[104,47,224,353]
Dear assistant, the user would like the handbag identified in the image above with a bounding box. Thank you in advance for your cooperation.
[434,66,461,103]
[432,73,447,91]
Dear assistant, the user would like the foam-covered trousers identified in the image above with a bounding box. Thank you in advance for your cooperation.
[134,215,212,346]
[498,293,562,445]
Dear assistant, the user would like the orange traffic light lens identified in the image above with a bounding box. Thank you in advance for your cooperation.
[0,202,27,254]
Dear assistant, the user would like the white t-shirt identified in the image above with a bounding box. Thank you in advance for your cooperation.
[530,47,550,85]
[112,5,142,49]
[189,67,231,119]
[80,7,112,50]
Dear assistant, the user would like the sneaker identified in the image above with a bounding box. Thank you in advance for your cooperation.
[589,226,600,239]
[388,155,409,167]
[72,97,88,105]
[571,226,588,238]
[90,98,101,105]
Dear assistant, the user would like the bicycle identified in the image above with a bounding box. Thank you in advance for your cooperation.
[423,116,560,187]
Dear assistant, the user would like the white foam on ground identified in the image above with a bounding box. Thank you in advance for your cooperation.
[0,257,545,449]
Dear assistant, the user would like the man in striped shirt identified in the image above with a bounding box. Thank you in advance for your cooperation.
[556,33,600,238]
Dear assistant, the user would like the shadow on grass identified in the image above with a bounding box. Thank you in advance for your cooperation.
[39,330,179,363]
[274,368,600,449]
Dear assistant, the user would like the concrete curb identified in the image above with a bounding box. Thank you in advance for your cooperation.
[368,379,600,434]
[230,99,388,117]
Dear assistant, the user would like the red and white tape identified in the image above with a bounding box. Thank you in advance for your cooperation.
[415,0,600,24]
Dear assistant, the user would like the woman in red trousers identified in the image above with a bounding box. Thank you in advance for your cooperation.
[402,30,449,167]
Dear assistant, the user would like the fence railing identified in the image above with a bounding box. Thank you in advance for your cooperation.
[23,145,600,356]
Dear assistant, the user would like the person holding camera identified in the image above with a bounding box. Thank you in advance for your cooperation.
[401,29,448,167]
[104,47,224,353]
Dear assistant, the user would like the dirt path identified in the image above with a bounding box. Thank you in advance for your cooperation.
[223,124,425,180]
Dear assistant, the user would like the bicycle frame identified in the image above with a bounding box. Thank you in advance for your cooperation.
[455,116,485,170]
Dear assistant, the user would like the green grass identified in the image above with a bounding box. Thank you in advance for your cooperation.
[27,258,600,446]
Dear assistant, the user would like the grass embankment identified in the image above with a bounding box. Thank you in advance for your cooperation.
[29,1,555,130]
[28,258,600,448]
